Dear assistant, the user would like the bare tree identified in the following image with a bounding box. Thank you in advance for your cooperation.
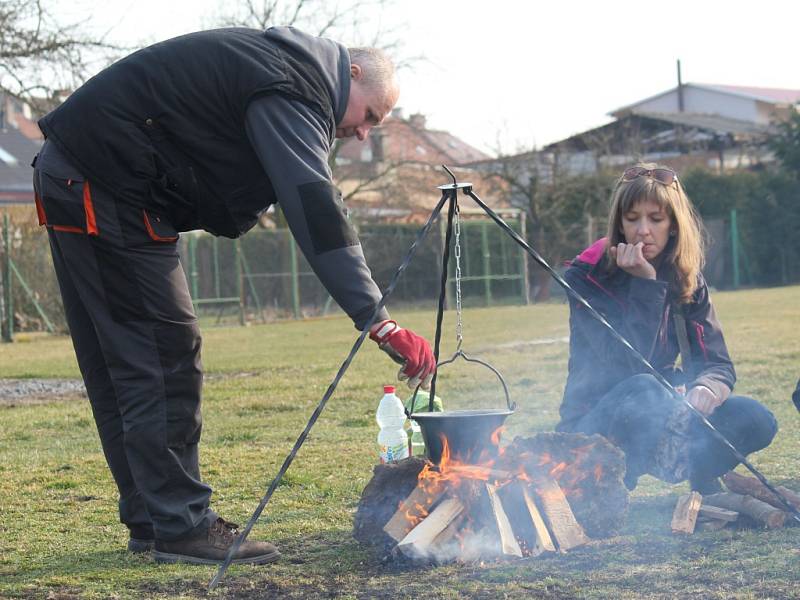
[479,147,612,301]
[0,0,117,113]
[209,0,410,58]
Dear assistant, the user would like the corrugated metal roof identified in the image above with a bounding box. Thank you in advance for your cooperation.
[611,82,800,117]
[697,84,800,105]
[631,111,772,136]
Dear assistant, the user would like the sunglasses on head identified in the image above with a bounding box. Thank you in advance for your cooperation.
[621,166,678,186]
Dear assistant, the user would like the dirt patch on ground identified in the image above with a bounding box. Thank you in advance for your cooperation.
[0,372,265,407]
[0,378,86,407]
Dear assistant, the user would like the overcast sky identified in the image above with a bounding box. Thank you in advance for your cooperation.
[62,0,800,155]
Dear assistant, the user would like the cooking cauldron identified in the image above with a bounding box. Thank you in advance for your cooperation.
[408,352,516,465]
[411,408,513,464]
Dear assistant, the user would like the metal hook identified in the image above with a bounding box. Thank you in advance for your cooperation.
[443,164,457,186]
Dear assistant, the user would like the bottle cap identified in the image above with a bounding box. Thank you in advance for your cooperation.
[383,385,396,393]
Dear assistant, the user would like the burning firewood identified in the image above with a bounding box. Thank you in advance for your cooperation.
[353,456,427,548]
[496,432,629,538]
[383,481,446,542]
[484,483,523,557]
[671,492,702,534]
[530,474,589,551]
[703,492,787,529]
[396,497,465,560]
[497,481,556,556]
[354,432,629,562]
[722,472,800,512]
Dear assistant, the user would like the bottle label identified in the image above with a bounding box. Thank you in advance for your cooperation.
[379,442,409,463]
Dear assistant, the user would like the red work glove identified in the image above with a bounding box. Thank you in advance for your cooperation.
[369,320,436,390]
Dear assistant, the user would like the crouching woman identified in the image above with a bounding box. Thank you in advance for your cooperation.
[556,164,777,493]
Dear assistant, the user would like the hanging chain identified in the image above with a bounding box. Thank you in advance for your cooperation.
[453,201,464,350]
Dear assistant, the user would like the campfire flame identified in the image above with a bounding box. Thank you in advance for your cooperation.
[380,431,622,565]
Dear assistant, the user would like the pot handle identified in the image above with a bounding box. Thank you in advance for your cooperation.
[407,349,516,416]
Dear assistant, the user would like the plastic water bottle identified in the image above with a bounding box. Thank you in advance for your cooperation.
[376,385,409,463]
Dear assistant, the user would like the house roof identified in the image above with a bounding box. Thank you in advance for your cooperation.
[543,110,768,155]
[696,84,800,105]
[632,111,772,136]
[611,82,800,117]
[336,113,489,166]
[0,128,41,203]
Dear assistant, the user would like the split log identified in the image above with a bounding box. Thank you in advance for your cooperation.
[484,483,523,557]
[698,505,738,523]
[704,492,787,529]
[671,492,702,534]
[722,472,800,512]
[496,432,629,538]
[430,511,467,554]
[497,481,556,556]
[530,474,589,551]
[397,497,464,560]
[383,482,446,542]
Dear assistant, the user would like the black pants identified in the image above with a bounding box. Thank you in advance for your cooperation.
[572,374,778,488]
[34,142,215,540]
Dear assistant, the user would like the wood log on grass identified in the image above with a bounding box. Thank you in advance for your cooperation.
[722,472,800,512]
[698,505,738,522]
[703,492,787,529]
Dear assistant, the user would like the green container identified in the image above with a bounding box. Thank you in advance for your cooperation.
[404,390,443,414]
[405,390,443,457]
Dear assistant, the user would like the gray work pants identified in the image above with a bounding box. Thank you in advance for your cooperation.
[34,141,215,541]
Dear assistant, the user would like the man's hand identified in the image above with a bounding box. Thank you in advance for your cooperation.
[369,320,435,390]
[686,385,723,417]
[609,242,656,280]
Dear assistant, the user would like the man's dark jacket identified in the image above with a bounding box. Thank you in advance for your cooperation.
[557,238,736,431]
[39,27,337,238]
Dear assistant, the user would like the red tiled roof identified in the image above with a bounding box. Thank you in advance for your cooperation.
[336,114,489,166]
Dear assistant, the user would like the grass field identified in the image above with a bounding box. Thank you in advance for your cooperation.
[1,285,798,599]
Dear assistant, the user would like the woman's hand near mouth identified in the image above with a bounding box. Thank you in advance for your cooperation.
[610,242,657,280]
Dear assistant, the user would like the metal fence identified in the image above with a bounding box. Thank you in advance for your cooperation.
[0,210,532,337]
[0,204,785,340]
[181,216,531,325]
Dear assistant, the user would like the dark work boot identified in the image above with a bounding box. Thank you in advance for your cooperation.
[153,518,280,565]
[128,525,155,553]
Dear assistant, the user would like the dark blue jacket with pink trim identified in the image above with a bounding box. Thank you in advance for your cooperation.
[556,238,736,432]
